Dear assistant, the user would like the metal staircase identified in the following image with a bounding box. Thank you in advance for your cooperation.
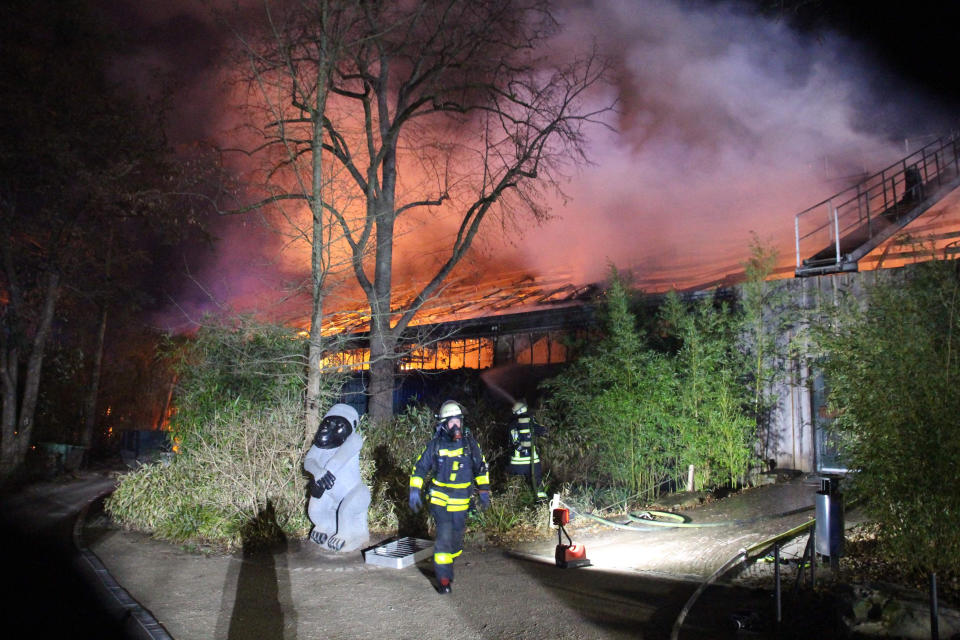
[794,132,960,277]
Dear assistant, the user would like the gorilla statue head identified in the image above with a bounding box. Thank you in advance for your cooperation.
[313,403,360,449]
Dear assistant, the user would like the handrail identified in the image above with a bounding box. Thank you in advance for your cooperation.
[794,131,960,275]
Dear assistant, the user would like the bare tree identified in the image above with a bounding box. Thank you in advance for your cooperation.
[226,0,612,424]
[221,0,370,435]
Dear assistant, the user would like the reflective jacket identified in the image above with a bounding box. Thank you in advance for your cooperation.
[410,433,489,512]
[509,416,547,466]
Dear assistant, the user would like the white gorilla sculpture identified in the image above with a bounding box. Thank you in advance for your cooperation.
[304,403,370,552]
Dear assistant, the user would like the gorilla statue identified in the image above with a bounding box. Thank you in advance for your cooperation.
[304,403,370,552]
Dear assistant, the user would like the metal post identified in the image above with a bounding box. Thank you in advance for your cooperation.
[793,531,815,595]
[774,543,782,624]
[856,182,864,222]
[832,207,841,265]
[931,572,939,640]
[795,216,801,269]
[882,169,889,210]
[810,527,816,588]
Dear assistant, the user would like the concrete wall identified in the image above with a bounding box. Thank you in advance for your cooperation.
[749,269,890,472]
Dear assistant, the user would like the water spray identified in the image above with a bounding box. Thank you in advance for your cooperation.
[479,366,516,406]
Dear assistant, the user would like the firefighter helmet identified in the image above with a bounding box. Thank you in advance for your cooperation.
[437,400,464,440]
[438,400,464,420]
[512,401,528,416]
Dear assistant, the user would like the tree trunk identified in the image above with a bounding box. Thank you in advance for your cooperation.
[0,270,61,481]
[80,304,108,452]
[367,341,396,425]
[305,68,331,442]
[0,344,20,478]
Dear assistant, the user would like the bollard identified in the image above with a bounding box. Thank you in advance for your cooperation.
[815,475,844,571]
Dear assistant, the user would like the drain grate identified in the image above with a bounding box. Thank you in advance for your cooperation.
[363,536,434,569]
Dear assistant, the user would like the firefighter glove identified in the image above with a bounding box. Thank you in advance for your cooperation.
[478,490,490,511]
[409,487,422,511]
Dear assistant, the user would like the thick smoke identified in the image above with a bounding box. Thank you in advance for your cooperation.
[116,0,957,328]
[493,0,954,288]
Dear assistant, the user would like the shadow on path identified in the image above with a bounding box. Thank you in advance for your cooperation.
[217,501,297,640]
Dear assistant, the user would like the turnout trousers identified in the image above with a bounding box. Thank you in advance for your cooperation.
[429,505,468,582]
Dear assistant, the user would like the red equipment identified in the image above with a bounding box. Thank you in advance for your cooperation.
[553,508,590,568]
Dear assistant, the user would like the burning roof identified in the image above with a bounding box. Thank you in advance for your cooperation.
[319,270,599,337]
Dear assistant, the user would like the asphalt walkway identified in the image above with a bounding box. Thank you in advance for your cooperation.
[75,472,836,639]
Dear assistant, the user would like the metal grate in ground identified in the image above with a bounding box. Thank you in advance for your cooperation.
[363,536,434,569]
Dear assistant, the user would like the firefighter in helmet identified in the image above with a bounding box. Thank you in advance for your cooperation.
[507,400,548,499]
[409,400,490,594]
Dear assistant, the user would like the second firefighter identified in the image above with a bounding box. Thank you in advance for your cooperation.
[507,400,548,499]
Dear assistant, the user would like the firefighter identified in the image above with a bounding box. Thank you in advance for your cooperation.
[507,400,548,499]
[409,400,490,594]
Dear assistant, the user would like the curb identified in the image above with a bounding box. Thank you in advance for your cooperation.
[72,485,174,640]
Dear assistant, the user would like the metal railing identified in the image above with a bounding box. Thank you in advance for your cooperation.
[794,131,960,275]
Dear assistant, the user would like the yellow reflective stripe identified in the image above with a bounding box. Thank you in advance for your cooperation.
[431,489,450,500]
[433,480,471,489]
[438,448,464,457]
[474,474,489,485]
[410,476,424,489]
[434,550,462,564]
[429,496,448,505]
[445,497,470,505]
[447,504,470,512]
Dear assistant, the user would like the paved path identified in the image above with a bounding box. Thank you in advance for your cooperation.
[513,475,823,580]
[78,473,837,640]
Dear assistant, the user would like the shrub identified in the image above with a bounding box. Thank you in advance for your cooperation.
[660,291,756,490]
[107,318,343,549]
[814,260,960,576]
[541,268,679,497]
[541,265,758,500]
[362,403,438,534]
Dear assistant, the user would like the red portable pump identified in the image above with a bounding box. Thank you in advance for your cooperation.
[553,507,590,568]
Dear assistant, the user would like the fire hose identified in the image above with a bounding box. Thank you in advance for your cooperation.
[559,501,815,530]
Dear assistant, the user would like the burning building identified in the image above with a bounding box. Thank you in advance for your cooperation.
[314,132,960,477]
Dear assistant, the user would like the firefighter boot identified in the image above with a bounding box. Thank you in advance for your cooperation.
[437,578,452,595]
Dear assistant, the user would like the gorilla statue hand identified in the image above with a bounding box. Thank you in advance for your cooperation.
[309,479,325,499]
[319,470,336,490]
